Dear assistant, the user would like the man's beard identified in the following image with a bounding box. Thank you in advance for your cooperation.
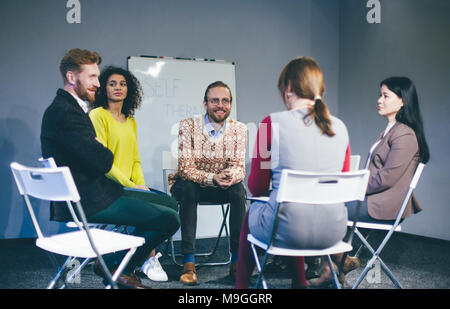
[207,108,231,123]
[76,80,96,103]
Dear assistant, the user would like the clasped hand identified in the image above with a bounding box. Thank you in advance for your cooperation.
[213,169,233,189]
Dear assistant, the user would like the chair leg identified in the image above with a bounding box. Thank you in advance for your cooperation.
[208,204,230,257]
[352,258,373,289]
[167,204,231,267]
[357,229,378,253]
[105,247,137,289]
[378,257,403,288]
[251,244,268,289]
[195,205,229,257]
[168,237,183,267]
[352,228,378,289]
[194,204,231,266]
[47,256,73,289]
[61,257,92,288]
[352,229,403,289]
[327,255,341,289]
[353,229,373,258]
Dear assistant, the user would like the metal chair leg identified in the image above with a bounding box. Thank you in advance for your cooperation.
[251,243,268,289]
[327,255,341,289]
[105,247,137,289]
[61,257,92,288]
[167,203,231,267]
[354,229,373,258]
[379,259,403,288]
[47,256,73,289]
[352,228,403,289]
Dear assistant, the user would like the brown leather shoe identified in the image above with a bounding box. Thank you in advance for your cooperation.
[307,260,345,288]
[116,272,151,289]
[93,260,151,289]
[93,260,110,279]
[342,256,361,274]
[180,262,197,285]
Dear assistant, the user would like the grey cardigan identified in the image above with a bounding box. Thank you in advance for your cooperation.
[248,108,349,249]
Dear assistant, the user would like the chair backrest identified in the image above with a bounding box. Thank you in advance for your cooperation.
[10,161,82,239]
[410,163,425,190]
[11,162,80,202]
[393,162,426,224]
[38,157,57,168]
[350,155,361,171]
[162,151,178,193]
[276,169,370,205]
[162,151,178,171]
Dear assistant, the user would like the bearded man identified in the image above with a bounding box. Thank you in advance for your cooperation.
[40,48,180,289]
[168,81,247,285]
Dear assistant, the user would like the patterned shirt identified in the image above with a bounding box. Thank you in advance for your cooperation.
[168,115,247,187]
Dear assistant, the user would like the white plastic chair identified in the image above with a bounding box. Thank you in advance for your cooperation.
[350,155,361,171]
[348,163,426,289]
[10,161,145,289]
[37,157,131,287]
[162,151,231,267]
[247,168,370,289]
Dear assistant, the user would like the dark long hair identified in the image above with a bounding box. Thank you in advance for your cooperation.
[381,77,430,163]
[278,57,335,137]
[93,66,143,118]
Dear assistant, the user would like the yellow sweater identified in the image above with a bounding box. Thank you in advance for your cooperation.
[89,107,146,188]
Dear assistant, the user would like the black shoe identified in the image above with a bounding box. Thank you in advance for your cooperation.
[305,257,322,280]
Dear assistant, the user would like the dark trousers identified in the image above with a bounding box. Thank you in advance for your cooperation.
[88,188,180,272]
[170,180,247,255]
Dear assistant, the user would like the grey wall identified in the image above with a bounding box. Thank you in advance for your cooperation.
[0,0,340,238]
[339,0,450,240]
[2,0,448,241]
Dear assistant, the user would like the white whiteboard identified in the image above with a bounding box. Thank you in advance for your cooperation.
[128,56,237,239]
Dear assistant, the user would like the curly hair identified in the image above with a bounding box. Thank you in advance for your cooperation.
[93,66,143,118]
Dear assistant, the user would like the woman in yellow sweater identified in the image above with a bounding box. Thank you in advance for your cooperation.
[90,66,176,282]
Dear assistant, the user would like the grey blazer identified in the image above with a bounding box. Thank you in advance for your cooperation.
[366,122,423,220]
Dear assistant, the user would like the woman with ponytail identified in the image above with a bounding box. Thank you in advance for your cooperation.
[235,57,352,289]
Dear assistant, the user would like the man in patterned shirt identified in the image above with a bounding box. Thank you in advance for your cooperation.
[169,81,247,285]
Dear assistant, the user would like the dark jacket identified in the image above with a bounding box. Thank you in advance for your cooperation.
[40,89,123,221]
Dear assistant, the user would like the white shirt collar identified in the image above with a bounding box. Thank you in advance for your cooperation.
[383,121,396,137]
[69,92,89,114]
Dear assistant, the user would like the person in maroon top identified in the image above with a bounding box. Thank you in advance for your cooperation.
[235,57,352,289]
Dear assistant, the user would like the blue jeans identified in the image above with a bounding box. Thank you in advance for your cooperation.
[345,199,396,225]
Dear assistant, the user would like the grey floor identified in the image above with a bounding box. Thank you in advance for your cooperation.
[0,229,449,289]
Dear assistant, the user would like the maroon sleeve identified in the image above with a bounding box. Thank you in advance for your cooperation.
[342,144,351,172]
[248,116,272,196]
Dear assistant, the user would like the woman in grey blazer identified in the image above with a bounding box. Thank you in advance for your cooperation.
[346,76,430,223]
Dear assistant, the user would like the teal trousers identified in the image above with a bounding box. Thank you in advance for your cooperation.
[88,188,180,273]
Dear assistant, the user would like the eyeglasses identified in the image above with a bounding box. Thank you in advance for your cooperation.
[207,98,231,106]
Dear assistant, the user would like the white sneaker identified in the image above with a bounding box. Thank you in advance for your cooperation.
[141,252,168,282]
